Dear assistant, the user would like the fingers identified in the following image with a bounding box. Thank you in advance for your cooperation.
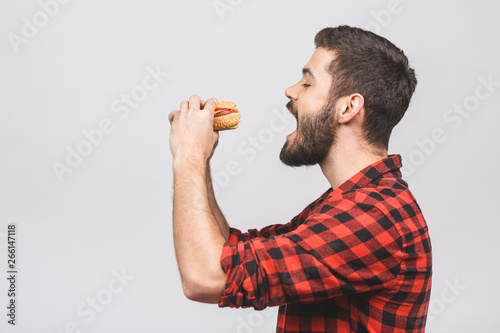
[173,95,213,124]
[179,100,188,114]
[188,95,202,112]
[168,109,179,125]
[205,98,217,113]
[179,95,204,113]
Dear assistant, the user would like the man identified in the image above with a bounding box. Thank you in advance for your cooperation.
[168,25,432,332]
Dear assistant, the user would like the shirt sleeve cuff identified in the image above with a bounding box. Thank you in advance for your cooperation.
[227,227,243,245]
[217,238,269,310]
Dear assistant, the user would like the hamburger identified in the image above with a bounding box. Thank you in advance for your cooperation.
[213,100,241,131]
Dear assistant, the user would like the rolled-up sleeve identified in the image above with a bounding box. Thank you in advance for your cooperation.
[226,217,302,244]
[218,200,405,310]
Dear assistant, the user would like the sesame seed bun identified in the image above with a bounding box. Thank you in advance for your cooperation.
[213,100,241,131]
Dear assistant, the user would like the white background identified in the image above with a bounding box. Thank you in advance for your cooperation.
[1,0,499,332]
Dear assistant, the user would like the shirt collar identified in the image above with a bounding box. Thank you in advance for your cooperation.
[321,154,403,198]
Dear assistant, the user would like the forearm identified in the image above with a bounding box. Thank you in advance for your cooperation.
[206,163,230,242]
[173,158,226,302]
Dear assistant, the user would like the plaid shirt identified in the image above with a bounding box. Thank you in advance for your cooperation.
[218,155,432,332]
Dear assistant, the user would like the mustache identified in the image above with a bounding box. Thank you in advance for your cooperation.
[286,101,298,118]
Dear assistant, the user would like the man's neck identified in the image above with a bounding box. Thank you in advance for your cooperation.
[319,142,387,190]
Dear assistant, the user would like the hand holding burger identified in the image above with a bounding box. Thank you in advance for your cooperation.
[168,96,241,163]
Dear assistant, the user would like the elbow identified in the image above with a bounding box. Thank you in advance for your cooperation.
[182,281,208,303]
[181,272,225,303]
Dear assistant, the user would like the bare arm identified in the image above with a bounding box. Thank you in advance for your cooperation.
[206,162,230,242]
[173,159,226,303]
[169,96,227,303]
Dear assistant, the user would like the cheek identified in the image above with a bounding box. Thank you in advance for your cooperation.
[310,81,331,105]
[304,93,327,112]
[296,104,317,126]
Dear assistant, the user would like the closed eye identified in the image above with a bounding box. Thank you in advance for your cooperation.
[302,83,311,87]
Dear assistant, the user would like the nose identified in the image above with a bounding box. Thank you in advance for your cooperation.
[285,81,300,101]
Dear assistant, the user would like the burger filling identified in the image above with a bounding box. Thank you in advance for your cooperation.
[214,108,239,117]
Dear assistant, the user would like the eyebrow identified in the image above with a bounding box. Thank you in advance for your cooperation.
[302,68,316,80]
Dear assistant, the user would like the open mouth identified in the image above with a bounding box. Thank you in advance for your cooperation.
[286,129,297,141]
[286,101,298,142]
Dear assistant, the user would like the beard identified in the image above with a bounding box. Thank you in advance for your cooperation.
[279,100,337,167]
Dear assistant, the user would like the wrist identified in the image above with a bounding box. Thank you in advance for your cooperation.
[173,156,207,173]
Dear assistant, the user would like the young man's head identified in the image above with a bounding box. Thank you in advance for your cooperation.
[280,25,417,167]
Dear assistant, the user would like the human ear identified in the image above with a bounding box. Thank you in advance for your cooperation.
[338,94,364,124]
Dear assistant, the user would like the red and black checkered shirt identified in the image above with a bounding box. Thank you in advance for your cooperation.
[218,155,432,332]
